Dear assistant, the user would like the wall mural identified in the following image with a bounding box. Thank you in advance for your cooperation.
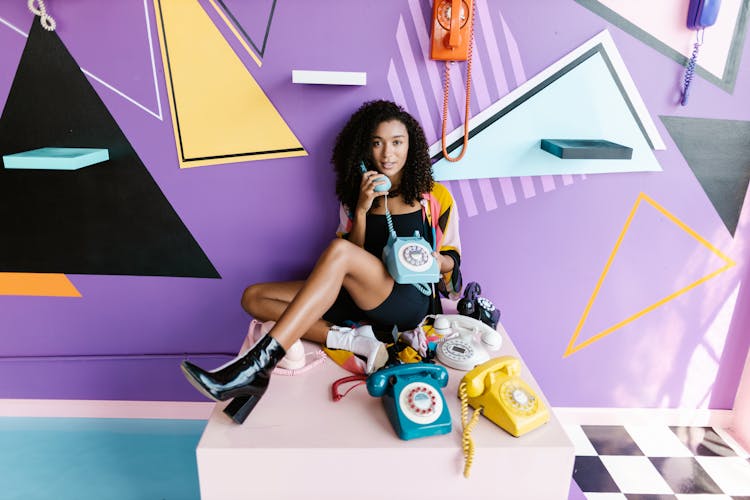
[206,0,277,67]
[388,0,590,219]
[0,0,747,409]
[429,32,665,181]
[565,192,735,357]
[661,116,750,237]
[153,0,305,168]
[575,0,750,92]
[0,20,219,287]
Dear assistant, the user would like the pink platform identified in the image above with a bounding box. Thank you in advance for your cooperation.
[195,322,574,499]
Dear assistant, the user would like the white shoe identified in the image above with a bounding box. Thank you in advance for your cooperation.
[325,325,388,374]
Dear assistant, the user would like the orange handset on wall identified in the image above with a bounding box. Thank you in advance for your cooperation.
[430,0,475,163]
[430,0,473,61]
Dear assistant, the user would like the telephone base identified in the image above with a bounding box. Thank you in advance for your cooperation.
[383,389,452,440]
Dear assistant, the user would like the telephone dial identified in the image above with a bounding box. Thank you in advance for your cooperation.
[360,162,439,295]
[457,282,500,329]
[367,363,452,440]
[434,314,501,371]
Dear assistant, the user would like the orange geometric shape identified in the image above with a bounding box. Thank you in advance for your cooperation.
[0,273,81,297]
[564,192,735,357]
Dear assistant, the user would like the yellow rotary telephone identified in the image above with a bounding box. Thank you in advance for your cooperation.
[458,356,550,477]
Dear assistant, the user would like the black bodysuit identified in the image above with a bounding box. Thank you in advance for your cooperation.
[322,209,431,332]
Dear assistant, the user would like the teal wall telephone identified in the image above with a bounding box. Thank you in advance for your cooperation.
[366,363,452,440]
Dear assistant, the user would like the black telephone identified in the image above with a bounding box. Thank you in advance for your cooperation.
[457,282,500,329]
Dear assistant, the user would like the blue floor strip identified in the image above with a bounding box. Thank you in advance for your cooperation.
[0,417,206,500]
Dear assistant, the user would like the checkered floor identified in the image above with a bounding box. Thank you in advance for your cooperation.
[564,424,750,499]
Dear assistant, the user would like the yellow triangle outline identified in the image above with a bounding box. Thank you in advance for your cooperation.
[563,192,735,358]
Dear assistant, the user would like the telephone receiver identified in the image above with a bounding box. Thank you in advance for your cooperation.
[687,0,721,29]
[367,363,452,440]
[461,356,549,437]
[367,363,449,396]
[359,161,391,192]
[434,314,501,370]
[430,0,473,61]
[681,0,721,105]
[434,314,501,350]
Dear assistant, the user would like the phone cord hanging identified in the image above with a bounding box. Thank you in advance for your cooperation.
[459,381,483,478]
[440,2,476,163]
[680,29,703,106]
[28,0,56,31]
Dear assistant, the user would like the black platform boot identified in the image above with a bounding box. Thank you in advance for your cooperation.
[181,335,286,422]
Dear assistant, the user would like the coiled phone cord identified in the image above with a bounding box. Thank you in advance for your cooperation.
[28,0,56,31]
[681,29,704,106]
[459,381,483,478]
[440,1,476,163]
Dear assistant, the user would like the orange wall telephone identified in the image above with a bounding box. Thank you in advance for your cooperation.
[458,356,550,477]
[430,0,473,61]
[429,0,475,162]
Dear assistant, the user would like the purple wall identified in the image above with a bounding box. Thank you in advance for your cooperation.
[0,0,748,408]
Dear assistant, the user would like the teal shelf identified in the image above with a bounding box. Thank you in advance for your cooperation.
[3,147,109,170]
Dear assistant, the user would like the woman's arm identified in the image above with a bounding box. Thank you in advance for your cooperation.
[427,183,463,298]
[342,169,388,247]
[346,209,367,247]
[433,250,455,273]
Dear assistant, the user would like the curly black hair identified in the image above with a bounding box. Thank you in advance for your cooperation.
[331,100,433,210]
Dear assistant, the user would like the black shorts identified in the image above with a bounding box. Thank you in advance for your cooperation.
[322,283,430,332]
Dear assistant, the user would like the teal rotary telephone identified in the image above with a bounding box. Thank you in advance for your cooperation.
[366,363,452,440]
[360,162,439,295]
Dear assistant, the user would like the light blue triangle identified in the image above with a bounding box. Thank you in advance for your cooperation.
[432,51,662,181]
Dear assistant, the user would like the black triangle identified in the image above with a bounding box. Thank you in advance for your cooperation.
[0,20,219,278]
[661,116,750,237]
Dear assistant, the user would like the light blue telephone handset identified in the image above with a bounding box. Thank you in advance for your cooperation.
[360,162,439,295]
[366,363,452,440]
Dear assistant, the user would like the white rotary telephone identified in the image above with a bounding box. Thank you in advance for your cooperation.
[433,314,502,371]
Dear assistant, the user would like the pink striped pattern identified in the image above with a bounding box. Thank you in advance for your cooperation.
[386,0,587,218]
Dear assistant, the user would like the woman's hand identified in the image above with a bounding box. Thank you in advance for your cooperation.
[355,170,389,216]
[433,251,454,274]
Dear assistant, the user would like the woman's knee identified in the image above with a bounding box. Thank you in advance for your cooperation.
[322,238,357,262]
[240,283,263,314]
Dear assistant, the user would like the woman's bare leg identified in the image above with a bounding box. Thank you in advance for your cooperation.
[256,239,393,351]
[241,281,331,343]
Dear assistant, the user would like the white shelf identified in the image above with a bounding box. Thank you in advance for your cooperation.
[291,70,367,86]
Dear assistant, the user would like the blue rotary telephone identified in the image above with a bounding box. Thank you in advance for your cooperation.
[360,162,439,295]
[366,363,452,440]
